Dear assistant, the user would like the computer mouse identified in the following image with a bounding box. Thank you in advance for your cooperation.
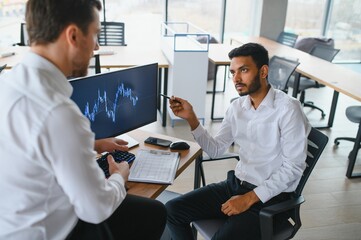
[170,141,190,150]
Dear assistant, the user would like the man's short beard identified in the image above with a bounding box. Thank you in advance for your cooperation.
[239,71,261,96]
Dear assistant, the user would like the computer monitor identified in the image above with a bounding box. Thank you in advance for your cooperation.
[69,63,158,140]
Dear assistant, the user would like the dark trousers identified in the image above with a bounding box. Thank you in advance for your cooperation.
[66,194,167,240]
[165,171,291,240]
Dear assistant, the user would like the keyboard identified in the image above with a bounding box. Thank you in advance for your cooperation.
[96,151,136,178]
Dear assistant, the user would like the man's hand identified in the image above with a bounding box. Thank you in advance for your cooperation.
[169,96,199,130]
[107,155,130,181]
[221,191,260,216]
[94,137,129,154]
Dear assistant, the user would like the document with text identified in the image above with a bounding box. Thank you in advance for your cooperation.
[129,149,180,184]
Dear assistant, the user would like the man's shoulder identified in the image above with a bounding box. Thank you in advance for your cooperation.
[273,89,300,107]
[6,62,71,109]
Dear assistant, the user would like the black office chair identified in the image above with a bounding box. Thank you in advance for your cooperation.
[334,106,361,178]
[191,127,328,240]
[98,21,127,46]
[277,31,298,48]
[294,37,334,53]
[268,55,300,93]
[288,44,340,118]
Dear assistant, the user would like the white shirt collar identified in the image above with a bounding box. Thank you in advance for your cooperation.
[241,86,276,110]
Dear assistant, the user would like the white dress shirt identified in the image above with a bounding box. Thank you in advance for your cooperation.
[0,52,127,240]
[192,87,311,203]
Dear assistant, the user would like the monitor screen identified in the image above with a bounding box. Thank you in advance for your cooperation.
[70,63,158,139]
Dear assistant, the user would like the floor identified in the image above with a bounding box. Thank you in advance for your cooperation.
[139,66,361,240]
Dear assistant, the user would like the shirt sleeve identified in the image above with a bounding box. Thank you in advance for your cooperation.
[192,106,235,158]
[38,102,127,224]
[254,100,311,203]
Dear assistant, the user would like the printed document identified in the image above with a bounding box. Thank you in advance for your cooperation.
[129,149,180,184]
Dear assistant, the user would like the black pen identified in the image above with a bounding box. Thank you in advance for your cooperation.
[160,93,181,103]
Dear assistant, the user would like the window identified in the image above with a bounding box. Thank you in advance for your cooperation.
[285,0,327,36]
[326,0,361,62]
[102,0,163,45]
[286,0,361,62]
[167,0,223,41]
[223,0,261,44]
[0,0,27,46]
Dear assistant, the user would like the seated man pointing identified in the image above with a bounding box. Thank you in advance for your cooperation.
[166,43,310,240]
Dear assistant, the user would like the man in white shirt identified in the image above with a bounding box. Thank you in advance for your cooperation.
[0,0,166,239]
[166,43,311,239]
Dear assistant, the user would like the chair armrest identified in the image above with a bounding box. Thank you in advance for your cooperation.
[201,152,239,162]
[260,195,304,217]
[259,196,304,240]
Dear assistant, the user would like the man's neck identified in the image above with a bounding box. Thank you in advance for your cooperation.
[249,84,270,109]
[30,41,70,77]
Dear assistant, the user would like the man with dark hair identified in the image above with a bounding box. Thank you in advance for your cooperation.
[166,43,311,239]
[0,1,166,239]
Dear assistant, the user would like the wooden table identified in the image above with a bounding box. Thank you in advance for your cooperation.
[210,37,361,128]
[125,129,202,199]
[0,45,171,127]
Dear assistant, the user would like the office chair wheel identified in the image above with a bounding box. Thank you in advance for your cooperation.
[321,112,326,119]
[334,139,340,146]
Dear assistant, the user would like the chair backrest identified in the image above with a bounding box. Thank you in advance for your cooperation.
[268,56,300,92]
[277,31,298,47]
[294,127,328,196]
[196,35,219,44]
[98,21,126,46]
[309,44,340,62]
[294,37,334,53]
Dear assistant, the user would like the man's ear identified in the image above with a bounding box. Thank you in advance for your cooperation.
[260,65,268,79]
[65,24,79,47]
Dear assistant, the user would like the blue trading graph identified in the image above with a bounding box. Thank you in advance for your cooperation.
[70,63,158,139]
[83,83,139,123]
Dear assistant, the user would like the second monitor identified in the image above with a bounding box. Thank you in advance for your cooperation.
[70,63,158,140]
